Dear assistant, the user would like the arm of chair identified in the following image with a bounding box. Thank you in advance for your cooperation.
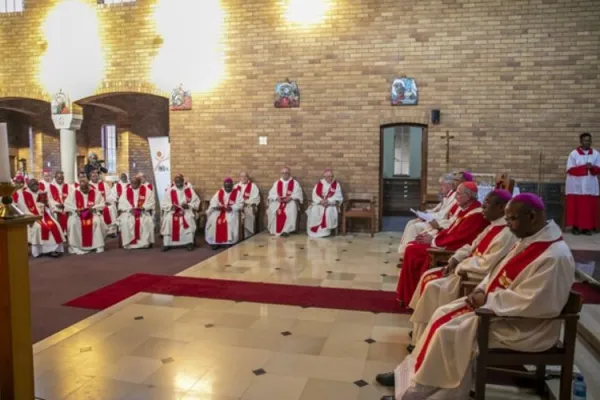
[427,248,454,257]
[427,248,454,268]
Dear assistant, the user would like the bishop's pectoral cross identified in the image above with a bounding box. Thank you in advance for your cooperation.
[441,131,455,168]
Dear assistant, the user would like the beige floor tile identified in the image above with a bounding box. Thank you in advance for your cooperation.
[123,386,189,400]
[130,337,191,359]
[248,316,297,332]
[371,326,411,344]
[263,353,365,382]
[190,299,237,312]
[297,307,339,322]
[367,342,408,364]
[289,320,334,337]
[374,313,412,328]
[320,338,370,360]
[189,367,256,398]
[277,335,327,355]
[98,356,163,384]
[361,360,399,386]
[297,378,359,400]
[329,323,374,342]
[215,313,260,329]
[241,374,308,400]
[62,377,142,400]
[136,294,207,309]
[35,370,95,400]
[335,310,376,325]
[152,322,214,342]
[175,309,226,325]
[142,358,212,391]
[180,392,238,400]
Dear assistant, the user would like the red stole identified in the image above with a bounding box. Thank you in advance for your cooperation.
[39,181,48,192]
[170,187,192,242]
[75,189,96,248]
[241,182,253,200]
[310,180,338,233]
[94,181,113,225]
[49,183,70,232]
[576,147,592,156]
[22,190,63,243]
[215,189,239,243]
[446,202,459,219]
[276,179,295,234]
[437,202,479,238]
[125,185,148,245]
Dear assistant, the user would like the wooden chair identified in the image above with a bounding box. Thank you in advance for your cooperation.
[474,290,582,400]
[342,193,376,237]
[427,247,454,269]
[197,199,210,233]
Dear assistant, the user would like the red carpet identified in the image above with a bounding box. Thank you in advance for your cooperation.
[63,273,600,313]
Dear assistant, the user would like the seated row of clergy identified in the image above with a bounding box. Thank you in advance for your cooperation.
[374,193,575,400]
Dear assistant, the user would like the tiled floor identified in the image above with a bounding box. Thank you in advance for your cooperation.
[33,231,600,400]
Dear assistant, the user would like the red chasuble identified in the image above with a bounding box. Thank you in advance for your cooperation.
[93,181,113,225]
[49,183,70,232]
[215,189,239,243]
[276,180,295,234]
[310,180,338,233]
[22,190,63,244]
[75,189,97,248]
[125,185,147,245]
[414,237,562,373]
[169,187,192,242]
[396,201,489,305]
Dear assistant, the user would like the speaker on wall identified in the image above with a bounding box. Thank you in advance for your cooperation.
[431,109,441,124]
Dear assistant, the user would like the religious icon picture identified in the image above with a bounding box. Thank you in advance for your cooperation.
[51,90,71,115]
[170,84,192,111]
[391,77,418,106]
[274,79,300,108]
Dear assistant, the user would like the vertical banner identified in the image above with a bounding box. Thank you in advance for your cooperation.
[148,137,171,207]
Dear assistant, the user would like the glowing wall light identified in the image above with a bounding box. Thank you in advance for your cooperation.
[151,0,226,94]
[283,0,332,26]
[39,0,105,101]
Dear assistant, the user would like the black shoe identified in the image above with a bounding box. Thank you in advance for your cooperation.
[161,246,170,252]
[583,230,593,236]
[49,252,61,258]
[210,245,220,250]
[375,372,395,387]
[186,243,195,251]
[572,227,581,235]
[281,233,290,237]
[407,344,415,353]
[408,330,412,339]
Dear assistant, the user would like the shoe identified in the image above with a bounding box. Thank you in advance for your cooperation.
[211,245,220,250]
[161,246,170,252]
[186,243,195,251]
[49,252,61,258]
[583,230,593,236]
[375,372,395,387]
[409,330,412,339]
[407,344,415,353]
[572,227,581,235]
[281,233,290,237]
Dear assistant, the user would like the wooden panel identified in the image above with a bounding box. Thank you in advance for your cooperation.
[383,178,421,215]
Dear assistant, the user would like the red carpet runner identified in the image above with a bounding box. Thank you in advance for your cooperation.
[64,273,600,312]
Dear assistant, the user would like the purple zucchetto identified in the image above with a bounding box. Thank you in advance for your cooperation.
[512,193,545,210]
[490,189,512,203]
[462,171,473,182]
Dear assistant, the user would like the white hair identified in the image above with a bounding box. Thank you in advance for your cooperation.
[439,173,454,184]
[460,186,478,199]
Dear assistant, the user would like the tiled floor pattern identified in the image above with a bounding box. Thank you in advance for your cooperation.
[33,231,600,400]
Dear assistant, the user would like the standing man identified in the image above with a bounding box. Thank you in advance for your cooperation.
[48,170,70,234]
[108,173,130,208]
[64,176,106,254]
[83,153,108,179]
[117,176,155,249]
[38,169,53,193]
[306,168,343,238]
[565,132,600,235]
[161,174,200,251]
[234,171,261,238]
[89,170,117,236]
[267,167,303,237]
[205,178,244,250]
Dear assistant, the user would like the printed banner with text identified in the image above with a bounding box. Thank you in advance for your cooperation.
[148,137,171,207]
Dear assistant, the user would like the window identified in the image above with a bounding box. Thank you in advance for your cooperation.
[394,127,410,176]
[0,0,24,13]
[101,125,117,174]
[98,0,135,5]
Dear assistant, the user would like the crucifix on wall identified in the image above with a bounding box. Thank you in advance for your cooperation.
[441,131,455,169]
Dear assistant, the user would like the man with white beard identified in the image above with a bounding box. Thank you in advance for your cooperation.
[161,174,200,251]
[13,179,65,257]
[64,176,106,254]
[48,170,70,234]
[89,170,117,236]
[234,171,261,238]
[205,178,244,250]
[306,168,343,238]
[267,167,303,237]
[117,176,155,249]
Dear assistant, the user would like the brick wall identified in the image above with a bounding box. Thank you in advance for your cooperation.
[0,0,598,230]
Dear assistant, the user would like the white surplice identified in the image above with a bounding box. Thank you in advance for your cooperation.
[565,148,600,196]
[38,180,52,193]
[409,218,516,344]
[13,188,65,257]
[398,191,457,256]
[91,180,117,235]
[117,186,156,249]
[395,221,574,400]
[267,178,303,236]
[48,180,71,238]
[161,186,200,247]
[234,181,261,238]
[64,188,106,255]
[306,179,343,238]
[205,189,244,245]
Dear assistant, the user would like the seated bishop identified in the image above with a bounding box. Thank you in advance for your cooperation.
[89,170,117,236]
[108,173,130,212]
[205,178,244,250]
[117,176,155,249]
[378,194,575,400]
[396,182,489,307]
[13,179,65,258]
[48,170,70,235]
[408,189,516,346]
[161,174,200,251]
[398,171,473,259]
[234,171,261,238]
[267,167,303,237]
[306,168,343,238]
[64,176,106,254]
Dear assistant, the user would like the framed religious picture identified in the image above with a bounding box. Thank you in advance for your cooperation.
[170,84,192,111]
[51,90,71,115]
[391,77,418,106]
[274,79,300,108]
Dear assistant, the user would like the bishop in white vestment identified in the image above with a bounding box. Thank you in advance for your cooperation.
[48,171,70,235]
[38,169,52,193]
[205,178,244,249]
[267,167,303,237]
[306,169,343,238]
[64,177,106,255]
[381,194,575,400]
[234,171,261,238]
[13,179,65,257]
[90,170,117,236]
[161,174,200,251]
[118,177,155,249]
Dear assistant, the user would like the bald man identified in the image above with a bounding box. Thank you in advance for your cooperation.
[267,167,303,237]
[234,171,261,238]
[64,177,106,254]
[206,178,244,250]
[306,169,343,238]
[384,194,575,400]
[117,176,155,249]
[38,169,52,193]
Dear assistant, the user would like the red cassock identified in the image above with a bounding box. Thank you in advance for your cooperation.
[396,201,489,306]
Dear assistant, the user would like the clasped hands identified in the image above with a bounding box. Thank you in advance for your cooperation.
[279,196,292,204]
[442,258,468,278]
[216,205,233,212]
[171,204,190,211]
[465,288,487,310]
[319,199,330,207]
[414,233,434,245]
[428,219,440,230]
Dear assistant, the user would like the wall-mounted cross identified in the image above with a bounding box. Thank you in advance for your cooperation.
[440,131,455,168]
